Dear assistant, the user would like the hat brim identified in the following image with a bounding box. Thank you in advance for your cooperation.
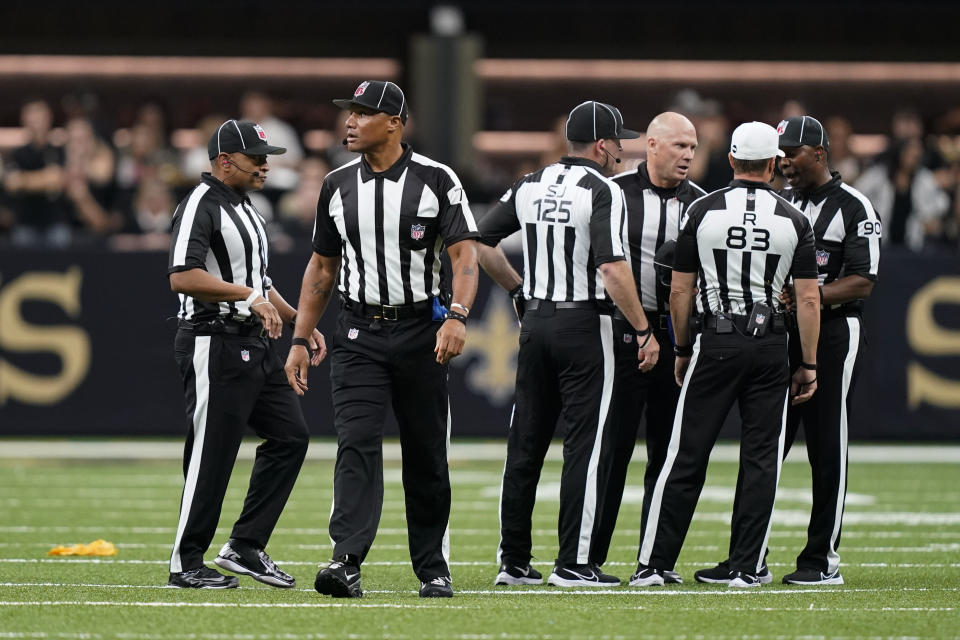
[617,127,642,140]
[333,97,391,114]
[242,143,286,156]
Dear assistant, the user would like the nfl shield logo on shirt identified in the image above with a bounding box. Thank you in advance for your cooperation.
[623,333,633,344]
[241,349,250,362]
[411,224,426,240]
[816,249,830,266]
[348,327,359,340]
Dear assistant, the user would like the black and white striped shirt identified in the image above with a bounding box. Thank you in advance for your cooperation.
[479,156,626,302]
[312,144,479,305]
[168,173,271,322]
[674,179,817,315]
[612,162,706,311]
[781,172,880,312]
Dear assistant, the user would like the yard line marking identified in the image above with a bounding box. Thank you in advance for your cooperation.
[3,441,960,463]
[0,601,469,609]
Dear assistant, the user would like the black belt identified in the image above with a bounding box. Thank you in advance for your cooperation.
[179,319,266,337]
[613,309,670,331]
[526,299,611,313]
[702,312,786,334]
[340,295,432,321]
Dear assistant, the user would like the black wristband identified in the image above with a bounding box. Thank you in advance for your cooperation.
[288,313,297,331]
[444,310,468,325]
[636,325,652,337]
[509,284,523,298]
[800,362,818,371]
[291,337,311,350]
[638,332,652,349]
[674,344,693,357]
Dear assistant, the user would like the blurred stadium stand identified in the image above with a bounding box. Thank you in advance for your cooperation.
[0,0,957,436]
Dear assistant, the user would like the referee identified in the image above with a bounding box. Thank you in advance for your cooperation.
[285,80,479,599]
[630,121,820,588]
[167,120,323,589]
[694,116,881,586]
[478,101,659,588]
[593,112,705,583]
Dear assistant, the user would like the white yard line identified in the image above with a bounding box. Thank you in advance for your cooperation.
[2,440,959,463]
[0,601,467,609]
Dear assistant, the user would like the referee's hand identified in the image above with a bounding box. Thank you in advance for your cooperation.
[284,346,311,396]
[637,332,660,373]
[250,296,283,339]
[790,367,817,405]
[435,319,466,364]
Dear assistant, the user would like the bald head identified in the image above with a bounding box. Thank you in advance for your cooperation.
[646,112,698,188]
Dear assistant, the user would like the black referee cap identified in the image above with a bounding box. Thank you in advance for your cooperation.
[565,101,641,142]
[776,116,830,150]
[207,119,286,159]
[333,80,408,123]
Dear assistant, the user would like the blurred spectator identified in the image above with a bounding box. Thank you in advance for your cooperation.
[825,115,862,184]
[180,114,228,179]
[109,177,175,251]
[855,137,949,251]
[240,91,303,191]
[325,109,359,169]
[276,155,329,240]
[2,99,71,247]
[678,93,730,192]
[539,114,569,167]
[113,121,182,220]
[62,116,116,237]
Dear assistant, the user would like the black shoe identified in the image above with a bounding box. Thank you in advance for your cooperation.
[494,563,543,585]
[728,570,762,588]
[547,563,619,587]
[419,575,453,597]
[214,539,295,588]
[663,570,683,584]
[168,565,239,589]
[695,560,772,584]
[628,564,664,587]
[315,555,362,598]
[589,563,621,586]
[782,568,844,585]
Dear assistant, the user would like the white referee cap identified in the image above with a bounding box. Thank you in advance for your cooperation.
[730,121,785,160]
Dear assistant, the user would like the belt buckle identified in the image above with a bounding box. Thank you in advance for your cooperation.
[381,305,399,321]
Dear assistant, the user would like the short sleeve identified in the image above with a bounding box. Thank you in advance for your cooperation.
[312,179,343,257]
[168,196,216,274]
[673,207,702,273]
[589,181,626,265]
[791,218,819,279]
[477,184,522,246]
[436,167,480,246]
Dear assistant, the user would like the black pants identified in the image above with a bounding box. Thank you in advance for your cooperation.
[170,329,309,573]
[328,310,451,582]
[638,327,789,574]
[592,319,678,566]
[784,315,863,573]
[498,306,617,568]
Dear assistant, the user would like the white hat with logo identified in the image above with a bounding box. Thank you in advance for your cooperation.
[729,121,785,160]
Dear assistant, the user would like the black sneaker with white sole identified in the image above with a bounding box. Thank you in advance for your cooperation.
[694,560,772,584]
[315,555,362,598]
[168,565,239,589]
[589,563,621,586]
[494,563,543,585]
[628,565,664,587]
[547,563,619,587]
[214,539,295,588]
[782,568,844,585]
[419,575,454,597]
[663,570,683,584]
[728,570,762,588]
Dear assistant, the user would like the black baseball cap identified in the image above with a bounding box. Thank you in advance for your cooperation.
[776,116,830,150]
[333,80,408,123]
[565,101,641,142]
[207,119,286,159]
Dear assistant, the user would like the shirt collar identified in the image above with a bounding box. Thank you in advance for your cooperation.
[729,178,775,191]
[201,172,249,206]
[360,143,413,183]
[559,155,606,174]
[637,161,684,198]
[799,171,843,201]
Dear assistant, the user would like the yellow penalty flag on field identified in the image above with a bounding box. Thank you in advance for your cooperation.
[47,539,118,556]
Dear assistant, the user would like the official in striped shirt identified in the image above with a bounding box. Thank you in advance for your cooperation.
[478,101,659,589]
[166,120,323,590]
[631,122,820,588]
[592,112,706,580]
[286,81,479,599]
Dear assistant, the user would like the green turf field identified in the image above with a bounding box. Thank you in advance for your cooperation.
[1,440,958,639]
